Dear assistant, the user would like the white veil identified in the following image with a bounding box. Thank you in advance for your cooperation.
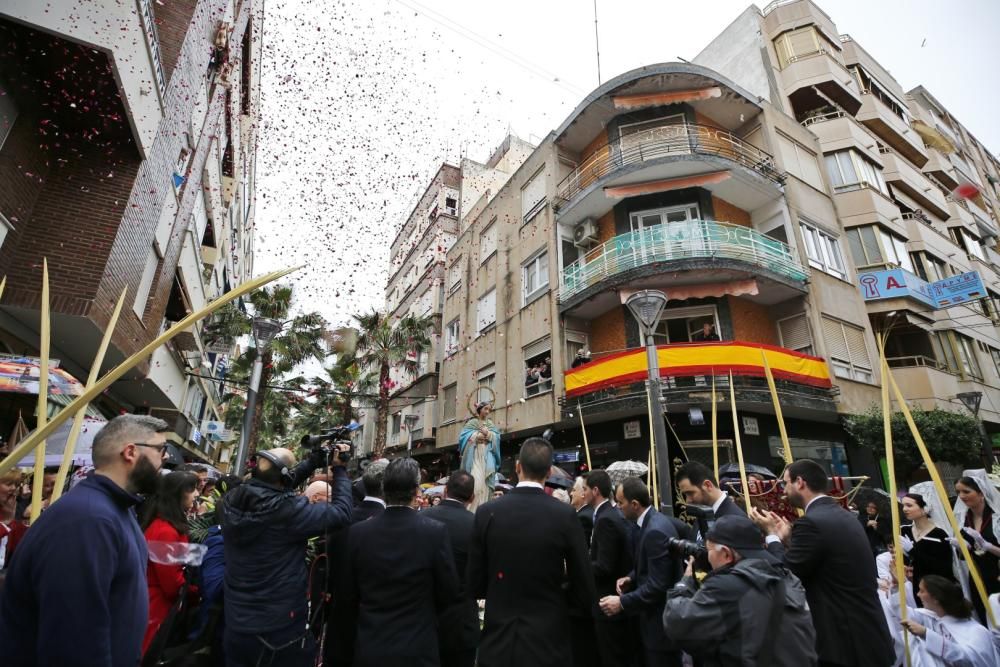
[909,481,953,537]
[952,468,1000,538]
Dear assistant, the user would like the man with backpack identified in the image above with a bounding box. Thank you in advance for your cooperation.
[662,515,817,666]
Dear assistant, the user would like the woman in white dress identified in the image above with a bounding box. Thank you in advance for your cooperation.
[895,575,999,666]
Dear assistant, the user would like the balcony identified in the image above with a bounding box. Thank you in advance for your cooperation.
[562,341,837,420]
[878,149,949,220]
[558,220,807,317]
[555,125,784,226]
[856,94,927,167]
[779,49,863,117]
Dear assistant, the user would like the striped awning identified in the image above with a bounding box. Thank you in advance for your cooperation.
[565,342,831,398]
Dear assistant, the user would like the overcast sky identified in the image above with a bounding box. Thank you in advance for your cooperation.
[253,0,1000,341]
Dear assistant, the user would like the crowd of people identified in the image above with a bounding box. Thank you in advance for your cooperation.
[1,413,1000,666]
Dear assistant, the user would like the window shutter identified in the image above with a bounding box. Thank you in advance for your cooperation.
[787,27,819,58]
[778,315,812,352]
[822,318,850,361]
[477,289,496,332]
[523,336,551,361]
[448,260,462,290]
[843,324,871,369]
[521,170,547,221]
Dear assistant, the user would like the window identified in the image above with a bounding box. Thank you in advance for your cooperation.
[447,258,463,294]
[521,169,546,222]
[479,221,497,263]
[955,333,983,379]
[442,384,457,423]
[776,133,824,190]
[822,317,873,383]
[773,25,833,68]
[800,221,846,279]
[930,332,959,373]
[0,81,16,151]
[849,66,909,122]
[629,204,700,232]
[651,306,719,344]
[845,226,913,272]
[777,314,814,356]
[522,251,549,304]
[391,413,402,437]
[445,318,460,355]
[523,337,552,397]
[911,252,947,283]
[0,212,11,251]
[173,135,193,194]
[824,149,887,196]
[565,330,589,366]
[990,348,1000,379]
[445,197,458,216]
[476,363,495,403]
[951,228,985,262]
[133,248,159,317]
[477,288,496,333]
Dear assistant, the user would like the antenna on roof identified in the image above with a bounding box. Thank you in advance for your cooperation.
[593,0,602,86]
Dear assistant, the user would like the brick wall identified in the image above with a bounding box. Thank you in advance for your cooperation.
[0,0,244,376]
[711,195,751,227]
[596,210,616,244]
[728,296,778,345]
[590,307,626,354]
[156,0,200,83]
[581,129,609,162]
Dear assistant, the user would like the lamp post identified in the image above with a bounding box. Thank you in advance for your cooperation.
[625,290,675,515]
[233,316,282,475]
[956,391,995,468]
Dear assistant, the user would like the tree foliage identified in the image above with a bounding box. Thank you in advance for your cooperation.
[844,406,982,483]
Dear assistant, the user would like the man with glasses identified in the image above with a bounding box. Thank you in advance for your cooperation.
[0,414,170,667]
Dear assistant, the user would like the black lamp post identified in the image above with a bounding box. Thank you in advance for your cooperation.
[956,391,994,468]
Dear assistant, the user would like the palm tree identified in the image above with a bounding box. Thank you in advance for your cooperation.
[207,284,329,460]
[353,310,434,459]
[291,352,373,440]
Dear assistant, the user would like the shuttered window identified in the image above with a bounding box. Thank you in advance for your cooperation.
[822,317,873,382]
[524,337,552,396]
[480,222,497,263]
[477,363,496,403]
[777,314,814,355]
[773,26,825,68]
[442,384,457,423]
[477,288,496,333]
[448,258,463,294]
[776,133,824,190]
[521,168,547,222]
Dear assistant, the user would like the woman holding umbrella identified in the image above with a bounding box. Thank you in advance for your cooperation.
[459,398,501,511]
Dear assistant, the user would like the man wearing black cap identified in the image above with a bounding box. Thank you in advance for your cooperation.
[663,515,817,666]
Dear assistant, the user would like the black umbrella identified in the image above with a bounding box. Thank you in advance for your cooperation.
[718,462,776,480]
[162,444,186,469]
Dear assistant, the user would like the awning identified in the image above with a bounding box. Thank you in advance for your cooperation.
[15,416,108,468]
[0,355,84,396]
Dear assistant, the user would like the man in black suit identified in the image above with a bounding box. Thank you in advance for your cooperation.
[354,458,388,523]
[676,461,744,539]
[468,437,595,667]
[599,478,681,667]
[571,475,595,544]
[751,459,895,667]
[339,458,460,667]
[422,470,478,667]
[586,470,636,667]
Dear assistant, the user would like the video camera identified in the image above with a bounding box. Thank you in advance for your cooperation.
[667,537,711,578]
[300,422,360,463]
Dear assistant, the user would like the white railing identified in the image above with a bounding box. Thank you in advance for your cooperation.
[559,220,806,302]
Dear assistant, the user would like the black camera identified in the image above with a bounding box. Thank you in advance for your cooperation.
[667,537,707,561]
[300,424,357,463]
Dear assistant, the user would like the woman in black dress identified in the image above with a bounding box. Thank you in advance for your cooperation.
[955,474,1000,625]
[901,493,956,605]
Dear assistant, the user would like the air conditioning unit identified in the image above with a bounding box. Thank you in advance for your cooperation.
[573,218,599,246]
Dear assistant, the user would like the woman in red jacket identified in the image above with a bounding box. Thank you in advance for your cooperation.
[140,471,199,655]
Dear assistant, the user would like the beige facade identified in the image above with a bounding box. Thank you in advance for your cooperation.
[385,0,1000,475]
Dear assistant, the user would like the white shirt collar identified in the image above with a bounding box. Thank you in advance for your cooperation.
[517,481,544,490]
[594,499,610,514]
[363,496,387,508]
[711,491,728,515]
[637,506,652,529]
[805,494,828,512]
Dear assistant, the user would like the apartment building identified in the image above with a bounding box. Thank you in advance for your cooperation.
[361,136,534,462]
[0,0,261,468]
[435,0,1000,480]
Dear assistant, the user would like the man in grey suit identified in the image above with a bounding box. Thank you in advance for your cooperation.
[751,459,894,667]
[423,470,478,667]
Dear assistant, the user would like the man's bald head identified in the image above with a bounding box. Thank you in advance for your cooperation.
[257,448,296,471]
[303,481,331,504]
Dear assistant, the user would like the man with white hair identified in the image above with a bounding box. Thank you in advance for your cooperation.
[303,480,332,504]
[0,414,170,667]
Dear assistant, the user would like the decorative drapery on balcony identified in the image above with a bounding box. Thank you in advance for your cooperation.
[564,341,831,398]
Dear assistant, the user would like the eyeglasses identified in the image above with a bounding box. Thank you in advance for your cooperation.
[133,443,169,457]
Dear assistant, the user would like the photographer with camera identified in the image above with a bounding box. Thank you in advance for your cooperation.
[220,441,352,667]
[663,515,816,666]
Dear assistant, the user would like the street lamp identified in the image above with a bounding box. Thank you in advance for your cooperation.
[625,289,675,515]
[234,316,282,475]
[956,391,994,467]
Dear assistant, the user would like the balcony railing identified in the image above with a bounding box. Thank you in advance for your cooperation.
[801,109,846,127]
[886,355,958,375]
[556,124,783,203]
[559,220,806,302]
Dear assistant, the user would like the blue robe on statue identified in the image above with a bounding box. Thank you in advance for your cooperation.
[459,417,501,509]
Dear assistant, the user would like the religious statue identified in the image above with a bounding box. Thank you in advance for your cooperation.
[459,400,502,511]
